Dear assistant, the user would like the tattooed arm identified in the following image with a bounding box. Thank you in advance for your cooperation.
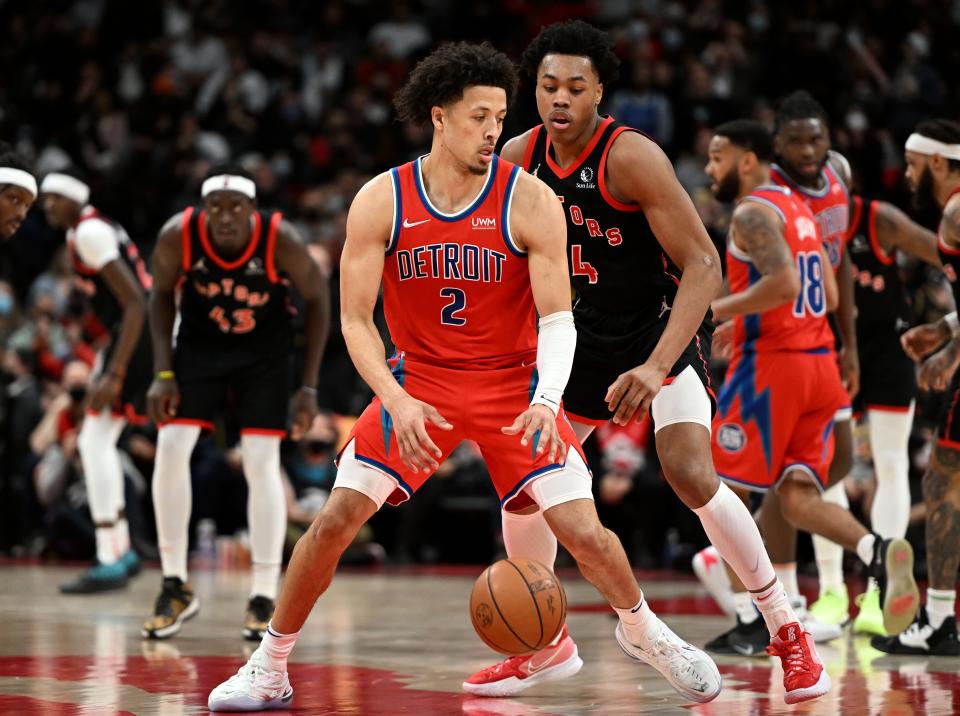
[711,201,800,321]
[917,199,960,389]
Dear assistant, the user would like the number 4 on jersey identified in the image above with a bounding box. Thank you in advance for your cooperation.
[571,245,598,284]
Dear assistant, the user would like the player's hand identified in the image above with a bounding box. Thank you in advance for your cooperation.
[606,363,667,425]
[386,393,452,473]
[838,346,860,400]
[147,376,181,425]
[88,373,122,412]
[502,404,565,463]
[901,321,950,362]
[712,321,735,362]
[918,340,960,392]
[289,388,319,440]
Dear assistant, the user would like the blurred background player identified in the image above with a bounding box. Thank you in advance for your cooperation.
[702,120,918,667]
[41,168,152,593]
[876,118,960,656]
[208,41,722,712]
[0,143,37,241]
[144,164,329,640]
[479,21,807,702]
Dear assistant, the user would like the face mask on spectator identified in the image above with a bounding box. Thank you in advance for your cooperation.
[305,439,334,455]
[67,386,87,403]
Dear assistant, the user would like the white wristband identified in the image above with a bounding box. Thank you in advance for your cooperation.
[945,312,958,333]
[530,311,576,415]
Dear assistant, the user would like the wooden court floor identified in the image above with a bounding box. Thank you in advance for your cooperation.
[0,565,957,715]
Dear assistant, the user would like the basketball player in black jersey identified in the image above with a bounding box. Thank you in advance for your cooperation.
[143,164,330,641]
[466,21,808,698]
[874,119,960,656]
[0,143,36,240]
[41,168,153,594]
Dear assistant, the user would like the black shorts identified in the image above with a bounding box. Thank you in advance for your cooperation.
[171,339,291,434]
[854,323,917,414]
[563,302,716,425]
[937,370,960,448]
[102,328,152,423]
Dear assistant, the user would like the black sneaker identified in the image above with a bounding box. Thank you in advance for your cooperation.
[705,616,769,656]
[869,536,920,636]
[60,561,128,594]
[243,595,275,641]
[872,608,959,656]
[142,577,199,639]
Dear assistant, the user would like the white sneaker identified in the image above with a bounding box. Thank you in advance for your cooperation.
[615,620,722,703]
[791,596,842,643]
[692,546,735,617]
[208,649,293,712]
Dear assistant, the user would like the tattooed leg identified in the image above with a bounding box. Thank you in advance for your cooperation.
[924,445,960,590]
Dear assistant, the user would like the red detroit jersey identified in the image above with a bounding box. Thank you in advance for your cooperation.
[726,185,835,357]
[383,154,538,367]
[770,162,850,270]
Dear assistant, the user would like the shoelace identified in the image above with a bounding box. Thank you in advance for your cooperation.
[766,639,807,679]
[484,656,526,676]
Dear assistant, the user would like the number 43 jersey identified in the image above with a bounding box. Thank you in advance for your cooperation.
[726,185,835,358]
[177,206,291,350]
[382,154,538,368]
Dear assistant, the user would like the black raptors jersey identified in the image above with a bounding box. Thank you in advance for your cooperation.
[68,207,152,330]
[521,115,680,315]
[845,196,911,334]
[177,206,290,349]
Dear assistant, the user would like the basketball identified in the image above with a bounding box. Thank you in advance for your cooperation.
[469,558,567,655]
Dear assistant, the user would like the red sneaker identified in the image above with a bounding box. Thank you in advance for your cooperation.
[462,626,583,697]
[766,622,831,704]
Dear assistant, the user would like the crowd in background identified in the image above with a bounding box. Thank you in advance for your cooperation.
[0,0,957,578]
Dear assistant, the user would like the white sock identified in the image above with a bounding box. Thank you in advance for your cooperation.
[868,406,914,539]
[153,424,201,581]
[856,533,877,567]
[734,591,759,624]
[773,562,799,599]
[78,410,127,564]
[615,595,658,647]
[753,580,798,635]
[813,481,848,593]
[116,516,131,555]
[261,622,298,672]
[501,509,558,570]
[692,482,776,590]
[926,589,957,629]
[241,434,286,600]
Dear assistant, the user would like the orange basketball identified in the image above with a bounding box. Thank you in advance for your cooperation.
[469,558,567,655]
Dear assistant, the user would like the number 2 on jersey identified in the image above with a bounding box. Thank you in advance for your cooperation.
[793,251,826,317]
[571,245,598,284]
[440,287,466,326]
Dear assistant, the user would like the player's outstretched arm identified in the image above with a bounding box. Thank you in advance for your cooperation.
[711,202,800,321]
[873,200,941,267]
[146,213,185,424]
[275,220,331,437]
[341,173,452,472]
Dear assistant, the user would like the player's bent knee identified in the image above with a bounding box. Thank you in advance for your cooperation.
[521,448,593,512]
[776,474,820,526]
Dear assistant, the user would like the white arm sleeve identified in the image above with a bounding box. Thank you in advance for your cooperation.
[74,219,121,271]
[530,311,576,415]
[945,311,959,334]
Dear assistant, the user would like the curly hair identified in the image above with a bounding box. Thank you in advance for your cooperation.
[393,42,518,124]
[774,90,828,132]
[521,20,620,85]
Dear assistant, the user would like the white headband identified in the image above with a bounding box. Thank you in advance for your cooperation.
[905,133,960,161]
[41,173,90,205]
[201,174,256,199]
[0,167,38,198]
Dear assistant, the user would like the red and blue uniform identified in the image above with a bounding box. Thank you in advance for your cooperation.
[343,154,585,509]
[712,185,847,491]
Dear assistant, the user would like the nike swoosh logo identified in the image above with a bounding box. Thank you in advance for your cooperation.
[403,218,430,228]
[523,644,564,674]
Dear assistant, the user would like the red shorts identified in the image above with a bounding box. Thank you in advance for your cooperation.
[342,352,586,510]
[711,350,846,492]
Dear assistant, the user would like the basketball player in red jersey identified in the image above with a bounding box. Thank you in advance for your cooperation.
[208,42,722,712]
[0,143,37,240]
[704,120,919,701]
[41,168,152,594]
[875,119,960,656]
[765,91,859,630]
[144,164,329,642]
[470,20,801,700]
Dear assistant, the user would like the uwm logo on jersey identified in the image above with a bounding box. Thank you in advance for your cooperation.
[471,216,496,229]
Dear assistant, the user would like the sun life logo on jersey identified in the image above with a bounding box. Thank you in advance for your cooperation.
[717,423,747,452]
[577,166,596,189]
[472,217,496,229]
[245,257,264,275]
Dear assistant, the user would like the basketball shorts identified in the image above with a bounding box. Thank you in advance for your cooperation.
[98,327,152,424]
[169,338,290,434]
[936,369,960,450]
[712,350,847,492]
[854,322,917,414]
[563,301,715,427]
[336,352,589,511]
